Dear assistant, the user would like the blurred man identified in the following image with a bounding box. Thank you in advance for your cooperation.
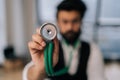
[23,0,105,80]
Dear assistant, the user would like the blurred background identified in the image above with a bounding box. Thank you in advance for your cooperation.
[0,0,120,80]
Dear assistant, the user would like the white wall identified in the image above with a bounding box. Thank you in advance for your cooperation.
[0,0,7,64]
[0,0,36,64]
[5,0,35,57]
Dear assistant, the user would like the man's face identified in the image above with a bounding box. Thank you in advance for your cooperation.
[57,10,82,44]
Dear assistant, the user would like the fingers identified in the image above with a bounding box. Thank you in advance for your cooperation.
[32,34,46,47]
[28,41,41,49]
[28,27,47,54]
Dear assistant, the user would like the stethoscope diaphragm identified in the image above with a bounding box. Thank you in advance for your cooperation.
[40,23,57,41]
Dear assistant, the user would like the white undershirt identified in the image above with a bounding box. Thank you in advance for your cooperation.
[23,41,106,80]
[61,40,80,75]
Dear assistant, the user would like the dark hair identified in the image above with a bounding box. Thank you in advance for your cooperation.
[56,0,87,19]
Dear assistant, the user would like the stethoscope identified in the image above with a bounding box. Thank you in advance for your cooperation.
[40,23,73,76]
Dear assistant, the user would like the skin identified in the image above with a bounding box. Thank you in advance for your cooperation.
[27,10,82,80]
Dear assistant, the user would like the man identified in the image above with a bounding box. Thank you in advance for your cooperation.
[23,0,105,80]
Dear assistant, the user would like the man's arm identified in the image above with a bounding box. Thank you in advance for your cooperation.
[23,61,46,80]
[87,43,106,80]
[22,28,59,80]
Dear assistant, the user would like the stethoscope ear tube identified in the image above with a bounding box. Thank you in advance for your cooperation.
[44,42,70,76]
[44,42,54,76]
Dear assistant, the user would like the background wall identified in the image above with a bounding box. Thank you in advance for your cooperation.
[0,0,7,64]
[0,0,36,64]
[36,0,120,60]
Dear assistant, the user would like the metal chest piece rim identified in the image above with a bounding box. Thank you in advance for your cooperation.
[40,23,57,42]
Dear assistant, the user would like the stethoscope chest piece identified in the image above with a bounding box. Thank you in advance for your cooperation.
[40,23,57,41]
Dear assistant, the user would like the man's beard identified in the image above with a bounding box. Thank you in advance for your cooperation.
[61,30,81,45]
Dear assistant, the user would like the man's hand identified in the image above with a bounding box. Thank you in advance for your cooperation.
[27,28,59,80]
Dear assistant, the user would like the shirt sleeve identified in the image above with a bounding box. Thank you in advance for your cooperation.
[22,61,34,80]
[22,61,50,80]
[87,43,106,80]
